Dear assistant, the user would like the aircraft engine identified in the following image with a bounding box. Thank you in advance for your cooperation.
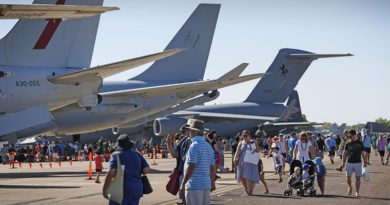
[112,127,120,135]
[153,117,187,136]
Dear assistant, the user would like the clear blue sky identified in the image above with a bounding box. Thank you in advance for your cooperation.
[1,0,389,125]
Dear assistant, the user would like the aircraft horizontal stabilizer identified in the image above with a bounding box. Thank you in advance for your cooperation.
[263,122,322,127]
[48,49,183,84]
[0,4,118,19]
[288,53,353,59]
[100,64,265,97]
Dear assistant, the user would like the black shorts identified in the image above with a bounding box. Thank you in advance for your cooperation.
[364,147,371,153]
[281,153,287,159]
[95,169,102,173]
[328,147,336,156]
[379,150,385,157]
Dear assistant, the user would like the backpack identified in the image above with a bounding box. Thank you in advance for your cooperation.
[316,165,326,177]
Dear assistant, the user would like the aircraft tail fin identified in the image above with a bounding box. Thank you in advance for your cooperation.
[0,0,103,68]
[244,48,352,104]
[132,4,220,82]
[286,90,305,122]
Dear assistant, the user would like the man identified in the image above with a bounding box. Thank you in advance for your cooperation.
[288,132,298,157]
[325,135,337,164]
[167,123,191,204]
[231,134,240,174]
[362,129,372,165]
[180,119,216,205]
[337,129,367,197]
[316,134,326,159]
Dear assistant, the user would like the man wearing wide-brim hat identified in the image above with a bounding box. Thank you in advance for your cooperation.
[179,119,216,205]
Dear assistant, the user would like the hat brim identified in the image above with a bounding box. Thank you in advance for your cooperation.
[187,127,202,131]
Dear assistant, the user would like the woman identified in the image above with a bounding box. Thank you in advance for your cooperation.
[293,132,313,163]
[234,130,260,196]
[376,134,387,165]
[103,134,150,205]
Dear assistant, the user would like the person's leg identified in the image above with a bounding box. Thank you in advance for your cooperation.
[346,163,353,195]
[386,151,390,165]
[179,175,185,204]
[355,176,361,197]
[366,148,371,164]
[246,179,253,195]
[202,189,210,205]
[185,189,201,205]
[260,173,269,193]
[240,177,248,195]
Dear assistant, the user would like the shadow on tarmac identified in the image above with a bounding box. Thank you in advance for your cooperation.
[7,197,56,205]
[0,185,80,189]
[0,171,90,179]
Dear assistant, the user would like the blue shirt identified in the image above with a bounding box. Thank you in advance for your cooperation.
[109,150,149,198]
[288,137,297,150]
[325,137,336,149]
[363,135,372,148]
[184,136,215,190]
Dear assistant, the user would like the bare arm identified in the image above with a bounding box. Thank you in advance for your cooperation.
[233,142,242,162]
[293,144,298,159]
[166,135,178,158]
[142,166,151,174]
[179,163,196,192]
[341,149,349,168]
[210,164,216,191]
[102,169,117,199]
[361,151,367,166]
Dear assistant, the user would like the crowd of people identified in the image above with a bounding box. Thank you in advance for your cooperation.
[0,138,115,166]
[2,123,389,205]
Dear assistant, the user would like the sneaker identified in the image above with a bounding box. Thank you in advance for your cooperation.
[355,192,360,197]
[278,178,283,183]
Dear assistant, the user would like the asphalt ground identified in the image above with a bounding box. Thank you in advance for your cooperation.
[0,152,388,205]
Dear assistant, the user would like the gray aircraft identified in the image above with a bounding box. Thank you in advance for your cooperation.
[6,3,263,140]
[0,0,182,140]
[256,90,322,137]
[153,48,352,137]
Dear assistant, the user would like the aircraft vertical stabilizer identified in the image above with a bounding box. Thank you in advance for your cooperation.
[0,0,103,68]
[132,4,220,82]
[245,48,352,104]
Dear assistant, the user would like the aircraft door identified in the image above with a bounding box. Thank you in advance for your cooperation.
[0,71,7,113]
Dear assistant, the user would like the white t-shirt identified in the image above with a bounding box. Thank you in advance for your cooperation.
[302,170,310,180]
[272,153,284,167]
[277,140,287,154]
[295,140,312,161]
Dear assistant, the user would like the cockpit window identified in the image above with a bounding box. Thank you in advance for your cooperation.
[0,71,6,78]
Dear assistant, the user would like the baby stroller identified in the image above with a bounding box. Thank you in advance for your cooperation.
[284,160,316,197]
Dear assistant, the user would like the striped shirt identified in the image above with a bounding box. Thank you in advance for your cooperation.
[184,135,215,190]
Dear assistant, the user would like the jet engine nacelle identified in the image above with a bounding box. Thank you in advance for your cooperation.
[112,127,120,135]
[153,117,187,136]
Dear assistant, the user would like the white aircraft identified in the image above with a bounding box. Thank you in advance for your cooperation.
[0,0,182,140]
[1,3,263,141]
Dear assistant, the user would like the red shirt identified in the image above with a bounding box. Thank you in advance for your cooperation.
[94,155,103,169]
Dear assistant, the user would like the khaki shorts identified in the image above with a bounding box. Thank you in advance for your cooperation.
[346,162,362,177]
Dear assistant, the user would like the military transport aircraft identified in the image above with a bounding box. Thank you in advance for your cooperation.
[153,48,352,137]
[2,3,264,140]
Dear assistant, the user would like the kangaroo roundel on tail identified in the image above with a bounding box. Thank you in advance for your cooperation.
[245,48,352,104]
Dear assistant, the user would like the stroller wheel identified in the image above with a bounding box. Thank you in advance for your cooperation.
[300,189,305,197]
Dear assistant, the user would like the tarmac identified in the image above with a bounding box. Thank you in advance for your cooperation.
[0,152,389,205]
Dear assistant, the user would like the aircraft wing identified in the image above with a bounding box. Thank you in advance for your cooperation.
[0,4,118,19]
[174,110,279,121]
[48,49,183,84]
[100,64,265,97]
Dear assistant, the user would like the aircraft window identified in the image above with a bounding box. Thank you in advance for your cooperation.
[0,71,6,78]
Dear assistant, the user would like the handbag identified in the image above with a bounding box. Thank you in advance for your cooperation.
[108,152,124,204]
[166,168,180,195]
[139,153,153,194]
[243,143,259,165]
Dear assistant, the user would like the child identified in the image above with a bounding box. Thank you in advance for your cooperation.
[271,146,284,183]
[302,163,311,180]
[258,158,270,194]
[313,157,326,195]
[288,167,302,188]
[94,150,103,183]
